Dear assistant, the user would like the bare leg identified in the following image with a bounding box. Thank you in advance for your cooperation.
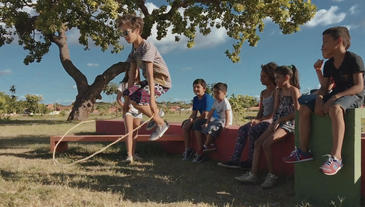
[183,120,193,148]
[124,115,134,157]
[251,129,272,175]
[262,128,289,174]
[204,134,214,146]
[131,102,165,126]
[329,105,345,160]
[194,130,205,154]
[299,105,312,152]
[132,117,141,155]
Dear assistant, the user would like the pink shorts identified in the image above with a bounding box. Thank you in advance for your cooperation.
[123,80,169,105]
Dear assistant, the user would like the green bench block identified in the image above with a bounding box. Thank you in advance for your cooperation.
[295,108,362,207]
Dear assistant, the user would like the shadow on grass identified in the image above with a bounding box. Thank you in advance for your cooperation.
[0,119,71,126]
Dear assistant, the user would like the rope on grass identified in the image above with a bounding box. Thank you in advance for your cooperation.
[52,115,155,167]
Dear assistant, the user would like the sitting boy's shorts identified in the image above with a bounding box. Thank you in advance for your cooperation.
[123,80,169,105]
[201,119,224,138]
[300,92,363,113]
[181,118,207,132]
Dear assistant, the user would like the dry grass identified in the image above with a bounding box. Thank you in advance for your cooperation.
[0,115,329,207]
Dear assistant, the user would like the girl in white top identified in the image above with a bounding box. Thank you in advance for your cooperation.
[116,69,143,163]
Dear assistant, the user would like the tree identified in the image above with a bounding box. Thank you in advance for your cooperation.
[103,82,119,116]
[25,94,42,114]
[228,94,259,123]
[0,0,316,120]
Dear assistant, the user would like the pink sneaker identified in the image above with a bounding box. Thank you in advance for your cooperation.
[283,147,314,163]
[319,155,343,176]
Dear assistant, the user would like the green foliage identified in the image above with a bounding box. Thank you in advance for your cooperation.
[60,109,67,117]
[1,0,317,63]
[0,92,9,115]
[228,94,259,123]
[25,94,43,114]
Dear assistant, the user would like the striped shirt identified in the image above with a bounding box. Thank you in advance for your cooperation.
[127,40,171,88]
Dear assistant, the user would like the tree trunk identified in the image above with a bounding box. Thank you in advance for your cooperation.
[48,29,130,121]
[67,62,131,121]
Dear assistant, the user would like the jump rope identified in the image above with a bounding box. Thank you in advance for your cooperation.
[52,114,155,167]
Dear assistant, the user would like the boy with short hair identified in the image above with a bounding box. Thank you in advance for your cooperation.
[193,82,233,163]
[181,79,219,161]
[284,26,365,176]
[116,14,171,141]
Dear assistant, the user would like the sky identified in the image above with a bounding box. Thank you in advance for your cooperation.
[1,0,365,105]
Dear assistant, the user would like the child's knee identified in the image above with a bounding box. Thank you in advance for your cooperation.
[329,104,343,116]
[300,104,311,114]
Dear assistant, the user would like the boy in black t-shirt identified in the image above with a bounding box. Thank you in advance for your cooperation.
[284,26,365,176]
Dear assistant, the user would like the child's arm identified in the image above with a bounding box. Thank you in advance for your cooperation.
[224,110,231,129]
[314,59,334,92]
[204,108,215,127]
[278,87,301,123]
[116,91,124,108]
[189,110,198,121]
[145,62,159,115]
[270,88,280,132]
[323,72,364,114]
[128,63,137,91]
[255,91,264,119]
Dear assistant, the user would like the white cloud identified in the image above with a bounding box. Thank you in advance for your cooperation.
[0,69,12,77]
[142,3,228,54]
[86,63,99,67]
[331,0,344,2]
[303,6,346,27]
[72,85,76,89]
[349,5,360,15]
[344,24,359,30]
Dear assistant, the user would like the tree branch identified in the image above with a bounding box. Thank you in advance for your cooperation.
[159,0,220,20]
[21,0,37,7]
[136,0,150,17]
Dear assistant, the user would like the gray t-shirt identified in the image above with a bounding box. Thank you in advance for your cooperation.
[127,40,172,88]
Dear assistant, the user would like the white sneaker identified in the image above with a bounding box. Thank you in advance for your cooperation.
[149,121,169,141]
[146,110,165,131]
[123,156,134,164]
[261,173,278,189]
[235,171,257,184]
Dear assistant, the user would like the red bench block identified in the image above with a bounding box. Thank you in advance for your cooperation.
[96,120,294,175]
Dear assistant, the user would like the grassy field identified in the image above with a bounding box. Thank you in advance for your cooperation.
[0,113,359,207]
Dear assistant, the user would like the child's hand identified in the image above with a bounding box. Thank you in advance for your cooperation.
[224,125,229,130]
[203,123,208,129]
[314,96,325,116]
[150,101,159,116]
[183,119,193,131]
[313,59,324,71]
[123,104,130,115]
[250,119,261,126]
[273,120,280,131]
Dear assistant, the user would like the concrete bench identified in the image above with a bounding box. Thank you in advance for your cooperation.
[294,108,365,206]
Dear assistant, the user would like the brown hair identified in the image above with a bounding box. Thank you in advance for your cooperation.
[261,62,278,86]
[116,14,144,34]
[275,65,300,89]
[213,82,228,93]
[322,26,351,50]
[193,79,207,88]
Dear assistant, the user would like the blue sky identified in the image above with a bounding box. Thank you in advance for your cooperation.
[1,0,365,105]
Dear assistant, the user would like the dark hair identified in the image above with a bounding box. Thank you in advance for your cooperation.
[261,62,278,86]
[275,65,300,89]
[116,14,144,34]
[193,79,207,88]
[322,26,351,50]
[121,68,140,85]
[213,82,228,92]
